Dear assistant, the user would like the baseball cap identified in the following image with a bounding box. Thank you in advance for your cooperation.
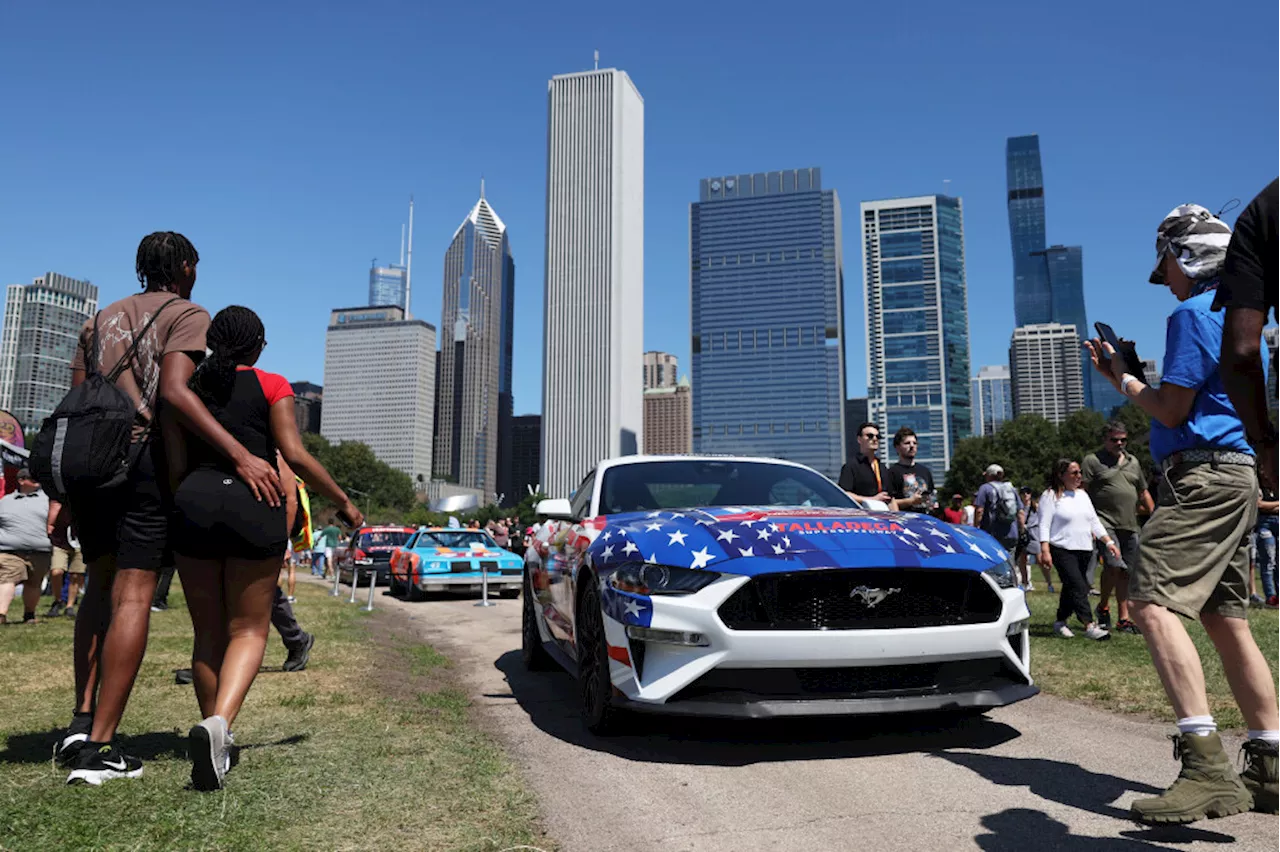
[951,493,963,500]
[1149,203,1232,285]
[984,464,1004,477]
[16,467,33,480]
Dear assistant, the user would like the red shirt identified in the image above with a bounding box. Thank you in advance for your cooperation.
[942,507,966,525]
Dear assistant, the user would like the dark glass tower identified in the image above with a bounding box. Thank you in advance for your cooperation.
[1007,135,1093,408]
[690,168,845,478]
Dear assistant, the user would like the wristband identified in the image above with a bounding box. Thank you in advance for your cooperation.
[1121,374,1140,395]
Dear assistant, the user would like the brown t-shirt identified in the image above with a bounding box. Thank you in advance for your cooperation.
[70,291,210,441]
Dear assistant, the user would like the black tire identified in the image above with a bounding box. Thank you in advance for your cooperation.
[576,578,622,735]
[521,571,554,671]
[499,587,520,600]
[389,573,405,597]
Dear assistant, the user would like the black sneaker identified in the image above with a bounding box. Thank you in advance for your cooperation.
[64,606,77,618]
[1095,606,1112,629]
[54,715,93,767]
[66,742,143,785]
[283,633,314,672]
[46,600,65,619]
[175,668,193,685]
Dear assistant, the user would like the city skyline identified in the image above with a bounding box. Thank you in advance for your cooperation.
[2,5,1275,424]
[690,168,846,478]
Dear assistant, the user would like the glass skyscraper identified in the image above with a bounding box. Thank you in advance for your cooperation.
[1006,135,1093,408]
[863,195,971,474]
[690,168,845,478]
[368,263,407,310]
[971,365,1012,437]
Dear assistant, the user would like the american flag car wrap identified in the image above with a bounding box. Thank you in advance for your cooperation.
[586,506,1010,580]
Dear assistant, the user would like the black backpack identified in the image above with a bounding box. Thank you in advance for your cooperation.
[31,298,179,501]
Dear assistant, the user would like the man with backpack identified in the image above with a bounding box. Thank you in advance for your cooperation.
[973,464,1025,557]
[43,232,283,786]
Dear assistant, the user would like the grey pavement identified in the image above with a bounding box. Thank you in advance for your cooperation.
[361,586,1278,851]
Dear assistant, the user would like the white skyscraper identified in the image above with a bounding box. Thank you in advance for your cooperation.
[541,67,644,498]
[971,365,1013,437]
[1009,323,1085,425]
[322,306,436,484]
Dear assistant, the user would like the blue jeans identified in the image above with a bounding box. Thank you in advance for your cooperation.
[311,552,326,576]
[1256,515,1278,599]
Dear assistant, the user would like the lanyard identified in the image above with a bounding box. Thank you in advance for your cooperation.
[872,458,881,492]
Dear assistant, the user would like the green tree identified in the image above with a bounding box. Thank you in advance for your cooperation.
[991,414,1061,491]
[297,433,415,521]
[1057,408,1107,465]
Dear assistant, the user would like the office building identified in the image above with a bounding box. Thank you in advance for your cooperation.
[1007,135,1049,329]
[644,351,679,390]
[844,397,869,461]
[322,306,436,483]
[863,195,971,474]
[971,365,1013,437]
[291,381,323,434]
[1265,328,1277,413]
[1006,135,1093,407]
[1009,323,1085,425]
[368,263,407,312]
[541,67,644,498]
[1141,357,1161,389]
[0,272,98,433]
[434,190,515,504]
[690,168,845,477]
[509,414,541,504]
[644,378,692,455]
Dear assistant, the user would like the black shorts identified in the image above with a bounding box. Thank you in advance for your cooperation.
[173,468,287,561]
[70,440,171,571]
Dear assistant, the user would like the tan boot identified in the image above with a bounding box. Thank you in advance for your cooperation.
[1131,733,1253,825]
[1240,739,1279,814]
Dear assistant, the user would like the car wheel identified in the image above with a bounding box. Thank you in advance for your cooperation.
[499,587,520,600]
[576,578,621,734]
[521,571,554,671]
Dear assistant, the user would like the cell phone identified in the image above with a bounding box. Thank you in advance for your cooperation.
[1093,322,1147,383]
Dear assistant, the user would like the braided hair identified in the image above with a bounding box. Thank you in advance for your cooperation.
[136,232,199,290]
[190,306,265,406]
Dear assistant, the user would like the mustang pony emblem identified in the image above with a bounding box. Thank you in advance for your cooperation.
[849,585,901,608]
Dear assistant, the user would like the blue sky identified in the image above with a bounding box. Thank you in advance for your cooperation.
[2,1,1275,416]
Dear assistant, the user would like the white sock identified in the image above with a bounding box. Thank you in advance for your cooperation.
[1246,729,1280,745]
[1177,715,1217,737]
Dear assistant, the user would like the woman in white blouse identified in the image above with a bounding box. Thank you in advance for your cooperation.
[1039,459,1122,641]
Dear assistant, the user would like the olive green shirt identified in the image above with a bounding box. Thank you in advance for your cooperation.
[1081,450,1147,532]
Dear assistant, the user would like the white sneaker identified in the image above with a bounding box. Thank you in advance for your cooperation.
[190,715,229,791]
[1053,621,1074,638]
[1084,624,1111,641]
[1025,582,1034,592]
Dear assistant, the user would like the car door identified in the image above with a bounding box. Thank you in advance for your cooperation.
[545,471,596,647]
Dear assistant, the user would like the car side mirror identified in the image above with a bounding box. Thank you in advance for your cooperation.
[535,498,575,520]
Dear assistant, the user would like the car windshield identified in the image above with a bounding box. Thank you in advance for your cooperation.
[359,531,412,549]
[418,531,497,548]
[599,460,857,514]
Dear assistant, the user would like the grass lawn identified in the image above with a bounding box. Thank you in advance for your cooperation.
[1024,586,1280,729]
[0,580,550,852]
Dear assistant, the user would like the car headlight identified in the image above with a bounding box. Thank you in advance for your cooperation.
[609,562,720,595]
[983,558,1018,589]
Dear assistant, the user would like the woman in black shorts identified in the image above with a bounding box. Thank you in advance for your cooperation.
[167,306,363,791]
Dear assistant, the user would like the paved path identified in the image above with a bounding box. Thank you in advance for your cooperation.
[362,587,1276,851]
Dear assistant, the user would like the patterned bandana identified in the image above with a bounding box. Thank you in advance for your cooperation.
[1149,203,1232,285]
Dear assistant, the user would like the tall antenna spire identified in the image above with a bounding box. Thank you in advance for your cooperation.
[480,176,485,200]
[404,195,414,318]
[594,49,599,70]
[399,223,406,267]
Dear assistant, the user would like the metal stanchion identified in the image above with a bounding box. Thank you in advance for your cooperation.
[475,561,496,608]
[363,566,376,612]
[329,557,341,597]
[348,564,360,604]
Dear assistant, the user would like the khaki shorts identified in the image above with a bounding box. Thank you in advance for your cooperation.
[51,546,86,575]
[1130,461,1256,619]
[0,551,52,586]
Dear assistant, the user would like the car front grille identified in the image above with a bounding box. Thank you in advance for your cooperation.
[717,568,1002,630]
[667,658,1024,703]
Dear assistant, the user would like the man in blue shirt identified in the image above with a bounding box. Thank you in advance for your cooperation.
[1086,203,1278,824]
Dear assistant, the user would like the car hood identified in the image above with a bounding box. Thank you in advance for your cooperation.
[591,506,1010,577]
[409,545,518,560]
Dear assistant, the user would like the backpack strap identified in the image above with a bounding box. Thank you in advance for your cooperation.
[105,297,182,383]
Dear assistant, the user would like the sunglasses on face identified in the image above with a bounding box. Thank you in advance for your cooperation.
[861,433,880,441]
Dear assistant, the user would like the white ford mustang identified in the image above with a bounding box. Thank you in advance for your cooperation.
[522,455,1038,733]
